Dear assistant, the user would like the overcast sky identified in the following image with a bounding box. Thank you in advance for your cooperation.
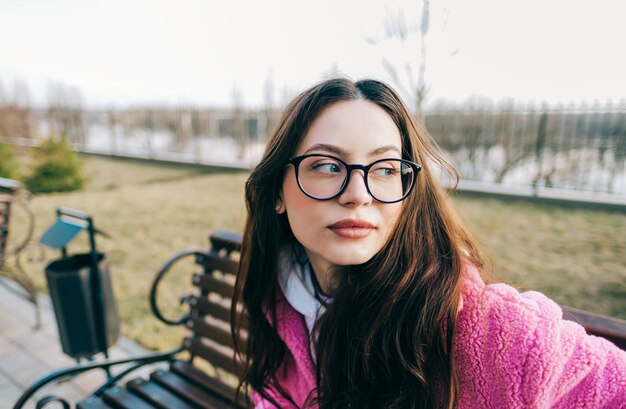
[1,0,625,108]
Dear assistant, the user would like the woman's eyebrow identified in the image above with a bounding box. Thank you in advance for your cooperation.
[303,144,401,156]
[303,143,347,156]
[368,145,402,156]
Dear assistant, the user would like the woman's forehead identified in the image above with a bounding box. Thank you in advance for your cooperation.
[301,143,402,158]
[295,100,402,158]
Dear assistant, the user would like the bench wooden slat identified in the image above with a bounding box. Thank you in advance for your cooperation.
[209,230,243,253]
[562,306,626,350]
[150,369,229,409]
[102,386,158,409]
[77,396,115,409]
[183,337,239,376]
[190,295,230,323]
[127,378,197,409]
[187,316,235,348]
[191,295,249,330]
[198,253,239,276]
[171,361,247,408]
[192,273,234,299]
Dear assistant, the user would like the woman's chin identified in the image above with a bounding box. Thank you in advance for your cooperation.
[325,250,376,267]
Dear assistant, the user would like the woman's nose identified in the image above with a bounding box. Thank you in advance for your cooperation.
[338,170,372,206]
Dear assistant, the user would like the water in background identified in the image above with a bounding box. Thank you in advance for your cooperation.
[7,104,626,199]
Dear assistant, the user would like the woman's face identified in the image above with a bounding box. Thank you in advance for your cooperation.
[280,99,405,284]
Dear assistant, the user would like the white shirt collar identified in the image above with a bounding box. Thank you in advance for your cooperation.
[277,243,328,334]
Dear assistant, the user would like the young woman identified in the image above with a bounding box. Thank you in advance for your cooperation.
[232,78,626,408]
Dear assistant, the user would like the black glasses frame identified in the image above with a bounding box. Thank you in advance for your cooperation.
[286,153,422,204]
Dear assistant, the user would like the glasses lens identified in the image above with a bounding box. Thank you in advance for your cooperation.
[367,159,415,202]
[297,155,347,199]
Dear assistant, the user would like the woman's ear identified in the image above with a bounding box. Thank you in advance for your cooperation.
[275,194,286,214]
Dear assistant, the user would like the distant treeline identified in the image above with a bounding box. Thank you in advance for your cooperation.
[1,101,625,196]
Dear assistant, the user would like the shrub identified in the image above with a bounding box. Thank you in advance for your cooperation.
[0,143,20,180]
[25,136,84,193]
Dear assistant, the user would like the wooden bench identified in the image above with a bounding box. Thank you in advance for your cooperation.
[13,230,626,409]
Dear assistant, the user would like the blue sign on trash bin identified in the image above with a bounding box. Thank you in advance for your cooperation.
[40,216,89,249]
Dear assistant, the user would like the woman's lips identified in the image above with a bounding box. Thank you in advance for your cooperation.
[328,219,375,238]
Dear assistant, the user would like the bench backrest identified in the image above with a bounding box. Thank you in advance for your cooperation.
[183,230,247,407]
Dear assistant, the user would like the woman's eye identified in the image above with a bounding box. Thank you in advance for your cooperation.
[312,162,341,173]
[372,165,399,176]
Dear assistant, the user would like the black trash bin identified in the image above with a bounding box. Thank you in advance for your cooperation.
[45,252,119,359]
[41,207,119,361]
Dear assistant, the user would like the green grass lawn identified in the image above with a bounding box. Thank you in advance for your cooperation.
[454,195,626,319]
[5,154,626,350]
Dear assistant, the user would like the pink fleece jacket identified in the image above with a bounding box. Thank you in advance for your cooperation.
[254,266,626,408]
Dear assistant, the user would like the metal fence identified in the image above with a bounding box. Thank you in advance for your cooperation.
[2,102,626,199]
[426,101,626,196]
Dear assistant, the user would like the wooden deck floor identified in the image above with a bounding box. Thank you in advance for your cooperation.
[0,277,153,409]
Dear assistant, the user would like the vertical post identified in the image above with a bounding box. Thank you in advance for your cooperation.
[533,107,549,194]
[564,100,577,190]
[192,108,201,163]
[523,101,535,191]
[615,102,626,194]
[599,100,615,194]
[146,108,154,159]
[54,209,69,259]
[86,216,111,378]
[577,101,594,191]
[110,108,117,155]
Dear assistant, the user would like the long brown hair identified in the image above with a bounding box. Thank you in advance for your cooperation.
[232,78,482,408]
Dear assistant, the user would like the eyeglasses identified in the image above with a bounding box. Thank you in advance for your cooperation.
[286,154,421,203]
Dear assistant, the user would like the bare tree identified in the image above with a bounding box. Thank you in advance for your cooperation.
[263,68,276,140]
[0,79,34,139]
[416,0,429,118]
[366,1,431,119]
[13,79,32,109]
[46,81,87,144]
[279,84,297,108]
[0,79,8,138]
[46,81,84,109]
